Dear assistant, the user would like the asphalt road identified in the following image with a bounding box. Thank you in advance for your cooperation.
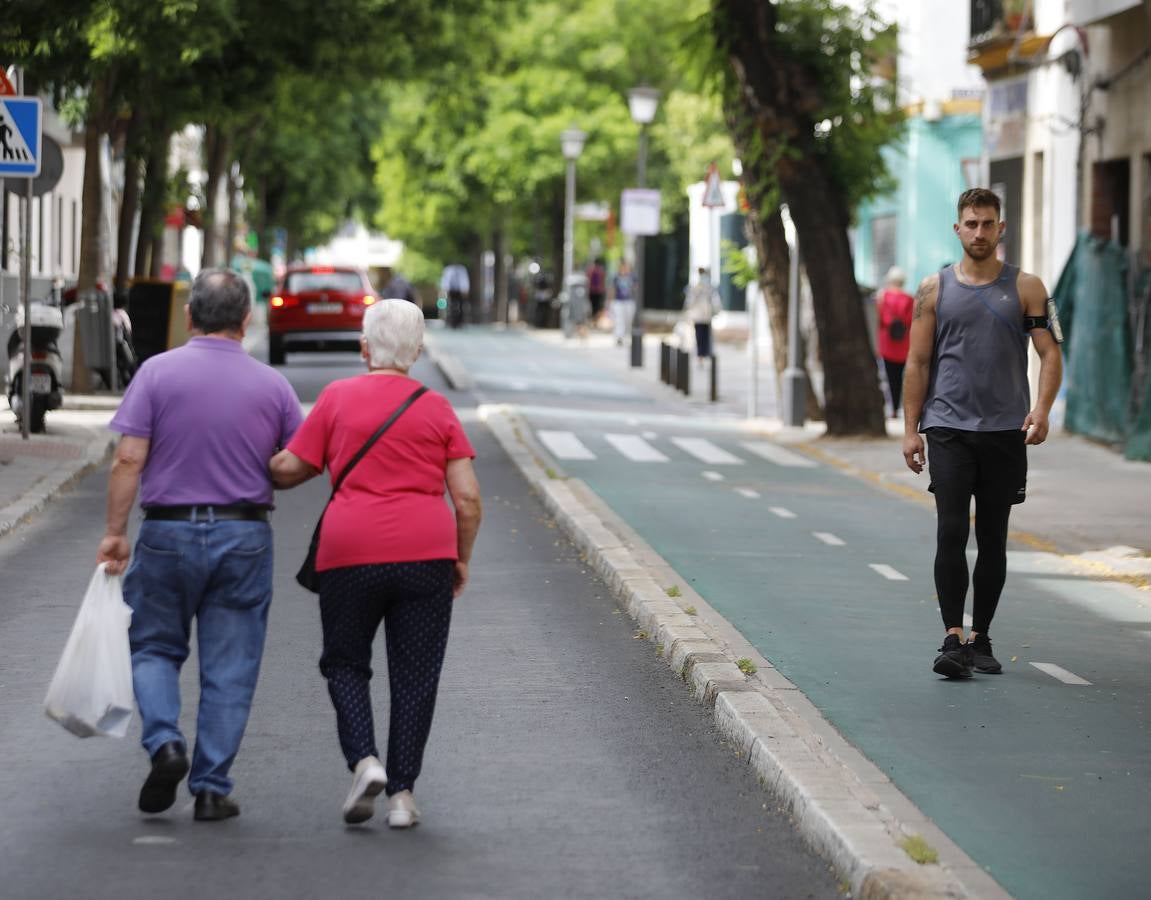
[429,328,1151,900]
[0,344,842,900]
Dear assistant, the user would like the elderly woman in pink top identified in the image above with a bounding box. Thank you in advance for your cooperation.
[270,299,481,829]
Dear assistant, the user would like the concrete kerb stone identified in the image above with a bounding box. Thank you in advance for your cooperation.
[0,431,116,539]
[474,402,1003,900]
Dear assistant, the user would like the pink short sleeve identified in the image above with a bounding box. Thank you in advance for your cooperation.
[286,389,332,471]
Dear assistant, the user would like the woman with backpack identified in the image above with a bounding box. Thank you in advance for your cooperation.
[876,266,915,417]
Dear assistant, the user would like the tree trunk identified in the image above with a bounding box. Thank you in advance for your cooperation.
[493,216,507,324]
[715,0,884,436]
[200,124,230,269]
[225,162,240,262]
[135,117,169,279]
[114,111,143,294]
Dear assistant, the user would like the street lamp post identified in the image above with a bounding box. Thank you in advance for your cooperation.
[627,85,659,368]
[560,128,587,302]
[779,203,808,426]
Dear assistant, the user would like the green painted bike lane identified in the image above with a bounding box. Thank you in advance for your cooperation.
[519,418,1151,900]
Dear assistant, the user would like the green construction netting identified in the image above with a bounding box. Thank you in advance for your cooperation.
[1124,265,1151,461]
[1054,234,1146,458]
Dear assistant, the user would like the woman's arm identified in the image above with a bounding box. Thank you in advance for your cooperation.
[445,457,482,597]
[270,449,321,489]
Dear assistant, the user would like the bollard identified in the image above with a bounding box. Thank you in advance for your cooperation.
[660,342,670,384]
[710,354,718,402]
[677,348,690,394]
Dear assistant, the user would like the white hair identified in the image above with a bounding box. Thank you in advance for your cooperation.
[884,266,906,286]
[362,299,424,370]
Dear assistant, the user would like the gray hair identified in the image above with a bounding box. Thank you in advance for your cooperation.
[884,266,906,287]
[362,299,424,370]
[189,269,251,334]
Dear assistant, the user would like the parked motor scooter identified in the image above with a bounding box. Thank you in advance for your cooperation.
[7,297,65,433]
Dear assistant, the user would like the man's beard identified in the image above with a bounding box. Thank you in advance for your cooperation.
[965,240,997,261]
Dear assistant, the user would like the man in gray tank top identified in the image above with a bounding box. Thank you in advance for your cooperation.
[901,188,1063,679]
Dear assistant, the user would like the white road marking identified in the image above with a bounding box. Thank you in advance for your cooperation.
[869,563,908,581]
[769,507,797,519]
[702,471,725,482]
[605,433,669,462]
[133,836,178,845]
[642,431,658,439]
[740,441,818,468]
[671,437,743,465]
[537,430,595,460]
[736,488,761,499]
[813,532,845,546]
[963,614,974,628]
[1030,663,1092,685]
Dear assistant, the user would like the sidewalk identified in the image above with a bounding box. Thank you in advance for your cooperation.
[0,394,119,539]
[516,327,1151,575]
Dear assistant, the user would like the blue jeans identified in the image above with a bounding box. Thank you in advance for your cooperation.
[123,519,273,796]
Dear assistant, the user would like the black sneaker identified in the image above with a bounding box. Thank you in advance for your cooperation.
[933,634,973,679]
[968,633,1003,674]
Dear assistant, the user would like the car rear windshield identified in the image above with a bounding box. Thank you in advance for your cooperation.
[284,271,364,294]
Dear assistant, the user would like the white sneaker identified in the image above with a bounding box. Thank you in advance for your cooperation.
[342,756,387,824]
[386,790,421,829]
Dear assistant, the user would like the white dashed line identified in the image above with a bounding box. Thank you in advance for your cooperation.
[604,433,669,462]
[869,563,908,581]
[702,471,725,482]
[813,532,845,546]
[671,437,744,465]
[740,441,819,468]
[1030,663,1092,685]
[537,430,596,460]
[735,488,761,499]
[769,507,796,519]
[133,836,178,845]
[642,431,658,439]
[963,614,974,628]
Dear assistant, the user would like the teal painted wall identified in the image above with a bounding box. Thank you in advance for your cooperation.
[853,114,982,292]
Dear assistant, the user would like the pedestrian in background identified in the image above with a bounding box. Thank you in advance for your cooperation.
[586,257,607,323]
[902,188,1062,680]
[875,266,914,416]
[440,263,470,329]
[96,269,302,822]
[682,266,722,366]
[611,261,637,346]
[378,266,420,306]
[270,299,482,829]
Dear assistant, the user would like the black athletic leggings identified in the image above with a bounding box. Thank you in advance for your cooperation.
[926,428,1026,634]
[318,560,454,796]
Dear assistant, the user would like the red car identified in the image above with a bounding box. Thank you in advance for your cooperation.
[267,264,378,365]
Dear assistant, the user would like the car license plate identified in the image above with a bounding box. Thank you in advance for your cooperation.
[30,374,52,393]
[306,302,343,314]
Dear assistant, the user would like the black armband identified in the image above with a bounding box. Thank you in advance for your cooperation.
[1023,299,1065,344]
[1022,315,1048,331]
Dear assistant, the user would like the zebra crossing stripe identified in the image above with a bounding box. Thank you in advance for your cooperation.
[605,433,669,462]
[740,441,818,468]
[671,437,743,465]
[537,431,595,460]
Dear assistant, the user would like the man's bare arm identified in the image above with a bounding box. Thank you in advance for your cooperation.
[97,435,149,574]
[901,275,938,473]
[1019,273,1063,445]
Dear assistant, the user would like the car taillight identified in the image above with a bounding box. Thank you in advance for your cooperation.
[270,296,285,307]
[271,296,301,308]
[363,295,376,306]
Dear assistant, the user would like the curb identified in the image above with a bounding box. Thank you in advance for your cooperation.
[477,405,1005,899]
[0,432,116,540]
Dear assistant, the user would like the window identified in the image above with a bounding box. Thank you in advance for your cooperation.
[285,270,365,294]
[1091,158,1130,246]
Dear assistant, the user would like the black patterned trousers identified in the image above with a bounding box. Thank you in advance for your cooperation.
[318,560,454,796]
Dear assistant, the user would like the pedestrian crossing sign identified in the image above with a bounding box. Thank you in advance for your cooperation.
[0,97,42,178]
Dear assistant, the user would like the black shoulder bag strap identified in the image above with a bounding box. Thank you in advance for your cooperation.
[296,384,428,591]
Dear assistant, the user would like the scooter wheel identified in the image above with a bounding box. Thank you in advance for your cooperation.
[29,395,47,433]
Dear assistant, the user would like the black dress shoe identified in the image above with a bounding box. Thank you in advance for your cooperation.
[138,741,189,814]
[194,791,240,821]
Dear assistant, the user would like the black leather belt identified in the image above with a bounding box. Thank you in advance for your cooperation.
[143,505,270,522]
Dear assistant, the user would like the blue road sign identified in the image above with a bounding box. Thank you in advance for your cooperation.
[0,97,43,178]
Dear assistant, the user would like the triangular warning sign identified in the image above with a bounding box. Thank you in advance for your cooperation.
[0,99,36,163]
[0,70,15,96]
[701,164,725,208]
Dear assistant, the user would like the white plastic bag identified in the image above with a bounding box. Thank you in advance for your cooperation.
[43,563,135,738]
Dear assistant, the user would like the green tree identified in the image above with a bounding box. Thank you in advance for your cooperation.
[710,0,902,435]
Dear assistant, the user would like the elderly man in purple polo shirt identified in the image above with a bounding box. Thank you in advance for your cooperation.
[97,269,302,822]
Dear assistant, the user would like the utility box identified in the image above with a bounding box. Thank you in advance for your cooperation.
[76,288,115,375]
